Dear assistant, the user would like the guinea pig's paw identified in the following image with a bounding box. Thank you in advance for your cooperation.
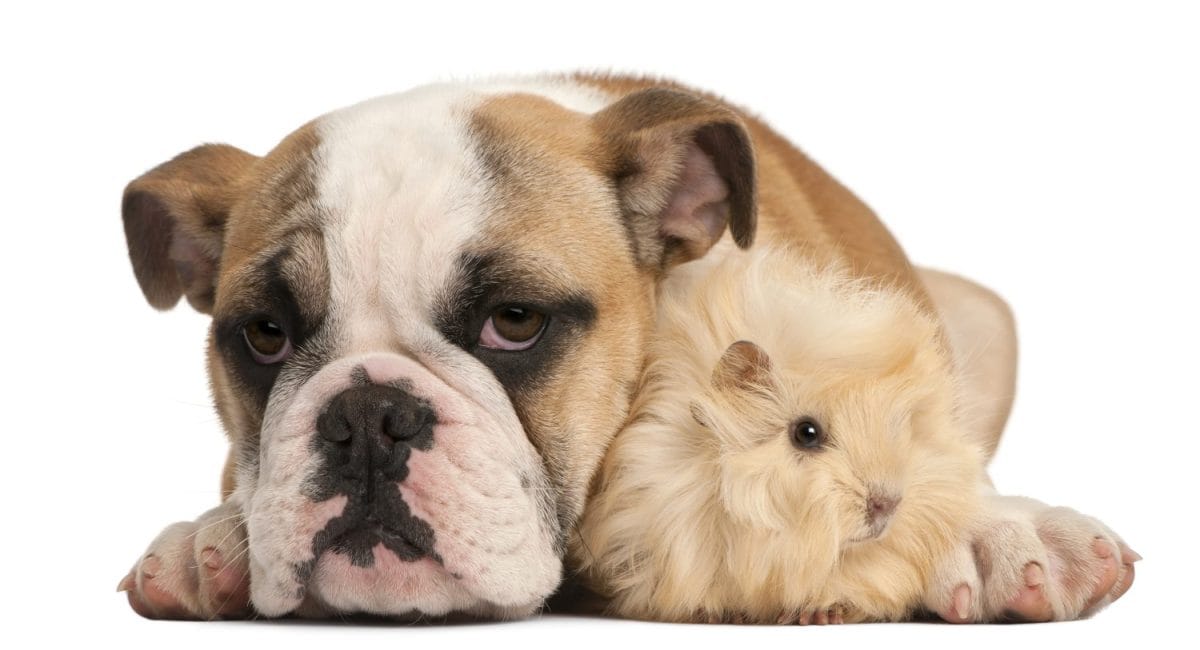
[928,496,1139,623]
[695,610,750,624]
[117,501,251,620]
[782,604,846,625]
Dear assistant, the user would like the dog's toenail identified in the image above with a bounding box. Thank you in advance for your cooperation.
[953,584,972,621]
[117,573,135,593]
[200,548,222,571]
[142,556,162,579]
[1121,546,1143,563]
[1023,563,1045,588]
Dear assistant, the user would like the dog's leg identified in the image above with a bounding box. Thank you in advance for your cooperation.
[117,499,252,620]
[924,492,1139,622]
[917,268,1018,461]
[918,270,1139,621]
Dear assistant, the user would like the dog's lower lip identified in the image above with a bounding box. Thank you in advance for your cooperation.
[314,521,439,563]
[373,525,436,557]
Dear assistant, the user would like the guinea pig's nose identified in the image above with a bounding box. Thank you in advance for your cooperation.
[868,494,899,520]
[866,488,901,534]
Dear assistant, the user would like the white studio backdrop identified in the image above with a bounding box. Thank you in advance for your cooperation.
[1,1,1196,648]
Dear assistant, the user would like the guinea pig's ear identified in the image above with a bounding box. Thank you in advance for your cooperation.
[122,144,259,314]
[713,340,774,392]
[591,88,757,270]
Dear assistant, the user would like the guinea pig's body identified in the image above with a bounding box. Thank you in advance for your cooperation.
[572,245,986,623]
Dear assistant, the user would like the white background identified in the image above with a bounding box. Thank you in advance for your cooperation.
[2,1,1196,648]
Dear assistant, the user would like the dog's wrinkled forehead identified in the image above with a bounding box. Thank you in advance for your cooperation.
[308,83,609,328]
[315,87,486,321]
[210,82,613,364]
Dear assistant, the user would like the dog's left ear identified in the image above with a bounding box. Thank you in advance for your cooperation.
[121,144,259,313]
[591,87,757,269]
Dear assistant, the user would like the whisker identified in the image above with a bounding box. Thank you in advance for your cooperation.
[206,519,249,554]
[189,513,246,539]
[203,542,253,622]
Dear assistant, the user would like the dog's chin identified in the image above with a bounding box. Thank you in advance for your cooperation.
[250,544,545,619]
[302,547,541,619]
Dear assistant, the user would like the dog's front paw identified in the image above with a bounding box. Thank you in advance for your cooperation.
[925,495,1139,623]
[117,501,251,620]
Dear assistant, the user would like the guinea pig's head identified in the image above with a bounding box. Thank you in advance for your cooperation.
[688,289,984,561]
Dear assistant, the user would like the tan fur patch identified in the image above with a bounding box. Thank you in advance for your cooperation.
[209,123,326,495]
[571,73,930,310]
[122,144,259,312]
[217,123,323,284]
[468,93,657,527]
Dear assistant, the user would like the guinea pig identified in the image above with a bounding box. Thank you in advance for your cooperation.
[571,245,987,624]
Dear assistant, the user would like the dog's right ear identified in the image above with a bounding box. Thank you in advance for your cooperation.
[591,88,757,271]
[122,144,258,313]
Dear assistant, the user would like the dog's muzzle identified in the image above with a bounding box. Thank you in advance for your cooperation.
[306,375,441,568]
[247,352,563,618]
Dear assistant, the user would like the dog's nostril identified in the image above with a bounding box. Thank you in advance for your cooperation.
[317,409,353,443]
[382,408,433,441]
[382,412,406,441]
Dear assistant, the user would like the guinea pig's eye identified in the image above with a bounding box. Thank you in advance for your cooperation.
[479,306,547,351]
[242,319,292,364]
[789,418,826,450]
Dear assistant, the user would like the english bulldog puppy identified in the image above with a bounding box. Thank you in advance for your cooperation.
[116,74,1137,622]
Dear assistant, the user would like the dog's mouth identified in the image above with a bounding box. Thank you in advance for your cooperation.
[319,512,440,566]
[301,483,443,578]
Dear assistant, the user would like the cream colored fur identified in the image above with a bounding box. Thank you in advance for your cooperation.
[573,246,987,623]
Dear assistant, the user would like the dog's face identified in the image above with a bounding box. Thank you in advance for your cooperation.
[120,80,755,618]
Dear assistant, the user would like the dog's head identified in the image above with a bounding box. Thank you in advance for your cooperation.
[120,79,756,618]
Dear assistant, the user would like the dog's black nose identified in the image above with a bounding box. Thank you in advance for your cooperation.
[317,383,436,448]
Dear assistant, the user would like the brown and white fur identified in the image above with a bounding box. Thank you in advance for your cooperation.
[575,245,985,623]
[115,73,1137,622]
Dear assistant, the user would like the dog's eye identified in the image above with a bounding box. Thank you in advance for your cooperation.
[242,319,292,364]
[479,306,547,351]
[789,418,826,450]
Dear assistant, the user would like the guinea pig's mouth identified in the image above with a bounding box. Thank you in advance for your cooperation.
[847,527,889,545]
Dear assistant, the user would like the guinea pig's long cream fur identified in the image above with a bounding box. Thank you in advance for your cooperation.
[572,246,986,623]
